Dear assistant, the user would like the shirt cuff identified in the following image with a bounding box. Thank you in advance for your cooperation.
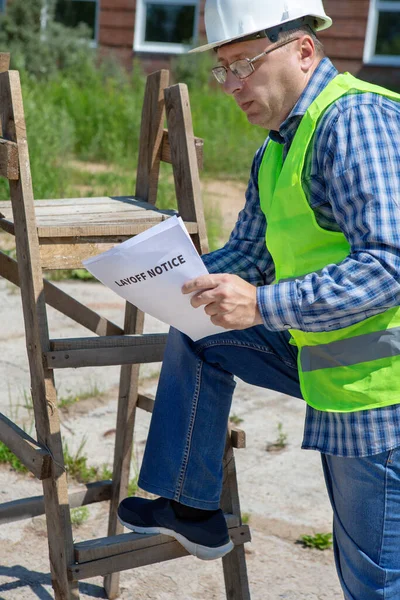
[256,281,304,331]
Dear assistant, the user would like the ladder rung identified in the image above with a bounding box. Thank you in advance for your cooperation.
[46,334,167,368]
[70,517,250,581]
[161,129,203,170]
[0,138,19,180]
[0,480,112,525]
[0,413,52,480]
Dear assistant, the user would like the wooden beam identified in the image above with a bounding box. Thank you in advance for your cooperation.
[161,129,204,171]
[0,413,52,480]
[1,68,78,596]
[46,334,167,369]
[49,333,167,351]
[70,520,250,581]
[0,480,112,525]
[0,250,123,336]
[0,138,19,180]
[135,70,170,205]
[0,53,10,73]
[164,84,208,255]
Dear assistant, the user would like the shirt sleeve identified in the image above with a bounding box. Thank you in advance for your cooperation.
[257,97,400,332]
[202,142,275,286]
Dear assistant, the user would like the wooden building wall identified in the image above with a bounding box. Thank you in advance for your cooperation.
[97,0,400,88]
[318,0,369,75]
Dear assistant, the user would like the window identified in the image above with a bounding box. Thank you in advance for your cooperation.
[54,0,99,43]
[364,0,400,65]
[134,0,199,54]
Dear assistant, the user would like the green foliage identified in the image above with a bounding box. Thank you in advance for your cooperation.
[63,438,112,484]
[128,474,139,497]
[171,48,215,91]
[0,440,28,473]
[266,422,288,452]
[0,0,95,79]
[229,414,244,426]
[299,532,333,551]
[70,505,89,526]
[58,382,103,409]
[46,268,95,282]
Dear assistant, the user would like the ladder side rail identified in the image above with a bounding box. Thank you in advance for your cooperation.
[164,83,209,255]
[0,68,78,599]
[220,436,251,600]
[135,70,170,205]
[105,69,171,598]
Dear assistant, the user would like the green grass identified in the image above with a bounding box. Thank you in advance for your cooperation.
[57,382,103,409]
[299,532,333,551]
[70,506,90,527]
[0,61,265,201]
[0,440,28,473]
[230,414,244,426]
[63,438,112,484]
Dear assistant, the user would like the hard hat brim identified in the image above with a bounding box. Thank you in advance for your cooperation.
[188,14,332,53]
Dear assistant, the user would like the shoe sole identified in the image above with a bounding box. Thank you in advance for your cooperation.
[118,516,234,561]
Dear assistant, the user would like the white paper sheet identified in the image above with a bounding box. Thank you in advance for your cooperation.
[83,216,228,341]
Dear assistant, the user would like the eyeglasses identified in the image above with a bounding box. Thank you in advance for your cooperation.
[211,37,300,84]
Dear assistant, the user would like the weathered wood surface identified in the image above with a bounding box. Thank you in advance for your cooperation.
[0,138,19,179]
[46,334,166,369]
[164,84,208,255]
[49,333,167,351]
[0,250,123,336]
[71,521,250,581]
[77,513,241,563]
[135,70,169,205]
[161,128,204,171]
[0,196,183,238]
[37,223,198,270]
[221,437,251,600]
[1,68,78,598]
[0,413,52,480]
[0,481,112,524]
[104,304,145,599]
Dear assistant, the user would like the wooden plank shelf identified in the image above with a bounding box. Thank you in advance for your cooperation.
[0,196,197,239]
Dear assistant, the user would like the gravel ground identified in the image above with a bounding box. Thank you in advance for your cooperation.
[0,274,343,599]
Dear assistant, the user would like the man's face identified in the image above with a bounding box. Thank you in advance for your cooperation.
[216,36,311,130]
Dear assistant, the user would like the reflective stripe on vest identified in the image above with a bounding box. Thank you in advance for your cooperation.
[258,73,400,412]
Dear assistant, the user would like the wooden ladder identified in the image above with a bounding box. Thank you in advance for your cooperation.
[0,53,251,600]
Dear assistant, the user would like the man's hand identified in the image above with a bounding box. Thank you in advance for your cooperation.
[182,273,263,330]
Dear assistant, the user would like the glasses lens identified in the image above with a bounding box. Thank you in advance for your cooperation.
[230,59,254,80]
[212,66,227,84]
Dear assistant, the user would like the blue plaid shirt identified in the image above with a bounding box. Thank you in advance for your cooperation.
[202,58,400,457]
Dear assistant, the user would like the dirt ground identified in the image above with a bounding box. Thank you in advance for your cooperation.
[0,182,343,599]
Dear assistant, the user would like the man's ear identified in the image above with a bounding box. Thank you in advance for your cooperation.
[299,35,316,72]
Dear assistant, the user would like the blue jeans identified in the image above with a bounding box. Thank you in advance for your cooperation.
[138,326,400,599]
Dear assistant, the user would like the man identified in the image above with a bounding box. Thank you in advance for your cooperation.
[118,0,400,597]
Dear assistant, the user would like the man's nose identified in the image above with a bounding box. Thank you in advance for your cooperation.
[223,70,244,95]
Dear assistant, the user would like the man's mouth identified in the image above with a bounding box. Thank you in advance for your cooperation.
[238,101,253,112]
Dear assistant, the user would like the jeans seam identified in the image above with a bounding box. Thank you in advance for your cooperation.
[174,358,202,501]
[194,338,298,370]
[379,449,394,598]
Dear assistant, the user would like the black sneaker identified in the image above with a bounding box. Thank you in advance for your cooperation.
[117,496,234,560]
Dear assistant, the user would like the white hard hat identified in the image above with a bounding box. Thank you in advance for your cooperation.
[189,0,332,53]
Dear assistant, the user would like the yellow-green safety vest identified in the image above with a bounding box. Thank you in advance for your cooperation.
[259,72,400,412]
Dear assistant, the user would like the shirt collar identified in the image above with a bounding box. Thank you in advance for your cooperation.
[269,57,339,145]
